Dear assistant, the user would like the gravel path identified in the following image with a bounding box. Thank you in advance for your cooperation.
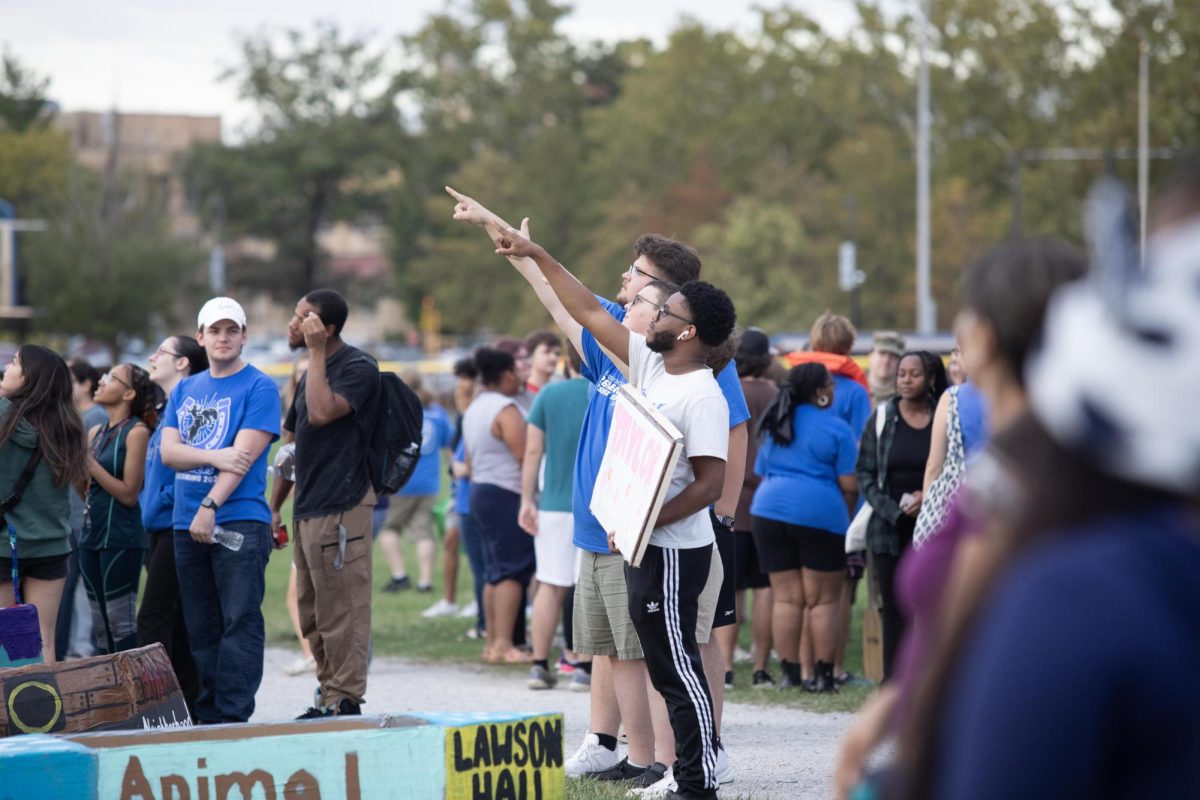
[252,647,852,799]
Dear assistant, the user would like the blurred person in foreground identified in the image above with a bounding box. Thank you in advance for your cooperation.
[895,172,1200,799]
[835,235,1087,798]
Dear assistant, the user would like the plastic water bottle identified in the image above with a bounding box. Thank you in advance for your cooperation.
[212,525,244,552]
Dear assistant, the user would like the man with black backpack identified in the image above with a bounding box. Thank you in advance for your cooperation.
[284,289,382,718]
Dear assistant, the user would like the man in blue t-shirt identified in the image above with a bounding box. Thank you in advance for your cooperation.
[162,297,281,724]
[446,187,750,789]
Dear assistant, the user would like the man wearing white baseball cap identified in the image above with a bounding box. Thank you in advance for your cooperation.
[161,296,281,723]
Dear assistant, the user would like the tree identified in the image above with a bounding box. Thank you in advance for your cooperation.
[24,166,200,357]
[184,23,404,297]
[0,51,53,132]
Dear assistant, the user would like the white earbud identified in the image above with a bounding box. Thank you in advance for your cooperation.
[676,331,688,341]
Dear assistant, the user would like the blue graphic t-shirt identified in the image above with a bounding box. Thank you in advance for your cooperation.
[163,364,281,528]
[751,404,858,534]
[140,424,175,532]
[571,297,752,553]
[402,403,454,497]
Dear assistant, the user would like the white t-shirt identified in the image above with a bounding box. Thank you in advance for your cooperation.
[628,332,729,549]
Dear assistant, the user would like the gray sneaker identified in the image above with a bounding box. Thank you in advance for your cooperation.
[527,664,557,690]
[569,669,592,692]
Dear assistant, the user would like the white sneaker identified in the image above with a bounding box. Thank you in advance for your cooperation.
[715,741,734,784]
[422,599,460,618]
[284,655,317,676]
[564,733,619,778]
[733,646,753,665]
[627,766,675,797]
[457,601,479,618]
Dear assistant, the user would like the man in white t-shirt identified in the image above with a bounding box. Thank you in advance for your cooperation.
[495,228,735,800]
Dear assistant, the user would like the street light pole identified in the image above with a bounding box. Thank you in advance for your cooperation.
[916,0,935,334]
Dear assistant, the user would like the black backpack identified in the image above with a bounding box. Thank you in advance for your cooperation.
[364,370,424,496]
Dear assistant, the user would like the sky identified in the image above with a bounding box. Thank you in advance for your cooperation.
[4,0,866,136]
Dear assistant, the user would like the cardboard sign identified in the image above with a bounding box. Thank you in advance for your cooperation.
[0,644,190,738]
[590,385,683,567]
[0,604,42,668]
[444,712,564,800]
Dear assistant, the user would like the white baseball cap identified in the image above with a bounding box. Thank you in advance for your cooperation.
[197,297,247,330]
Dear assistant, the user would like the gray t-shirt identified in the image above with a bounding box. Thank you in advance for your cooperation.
[461,390,522,494]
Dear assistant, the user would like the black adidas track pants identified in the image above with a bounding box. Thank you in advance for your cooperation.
[626,544,718,799]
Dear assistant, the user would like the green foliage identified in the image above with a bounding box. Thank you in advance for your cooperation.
[0,127,71,211]
[0,51,53,132]
[24,167,200,354]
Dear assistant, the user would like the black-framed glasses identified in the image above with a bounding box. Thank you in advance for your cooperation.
[625,263,658,281]
[155,346,182,359]
[654,304,694,326]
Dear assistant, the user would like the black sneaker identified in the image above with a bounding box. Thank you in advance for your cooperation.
[383,576,411,593]
[631,762,669,787]
[296,706,331,720]
[590,757,648,782]
[724,670,735,690]
[752,669,775,688]
[334,698,362,715]
[416,583,434,593]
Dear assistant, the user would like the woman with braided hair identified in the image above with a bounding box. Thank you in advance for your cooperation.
[79,362,157,654]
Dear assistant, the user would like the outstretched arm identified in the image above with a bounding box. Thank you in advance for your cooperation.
[493,226,630,366]
[446,187,584,358]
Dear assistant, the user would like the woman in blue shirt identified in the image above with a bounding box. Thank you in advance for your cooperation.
[137,336,207,707]
[751,363,858,693]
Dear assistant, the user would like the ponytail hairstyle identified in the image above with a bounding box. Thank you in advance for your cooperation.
[172,336,209,377]
[123,363,159,431]
[758,363,831,446]
[473,347,516,388]
[0,345,88,486]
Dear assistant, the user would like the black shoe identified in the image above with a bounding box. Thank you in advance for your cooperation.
[752,669,775,688]
[334,698,362,715]
[631,762,669,787]
[296,706,331,720]
[815,660,840,694]
[416,583,434,593]
[835,670,855,686]
[590,757,647,782]
[802,677,820,693]
[383,576,411,593]
[724,670,735,689]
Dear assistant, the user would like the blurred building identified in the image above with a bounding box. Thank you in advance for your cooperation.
[54,110,221,236]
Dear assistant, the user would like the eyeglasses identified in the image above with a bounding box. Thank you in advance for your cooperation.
[629,294,655,309]
[653,304,694,326]
[625,263,658,281]
[154,346,182,359]
[100,371,131,388]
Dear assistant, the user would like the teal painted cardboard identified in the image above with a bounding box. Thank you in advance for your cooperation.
[0,734,96,800]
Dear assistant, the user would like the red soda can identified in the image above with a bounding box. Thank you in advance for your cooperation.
[274,524,289,547]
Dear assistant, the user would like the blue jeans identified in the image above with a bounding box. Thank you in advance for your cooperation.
[459,513,486,632]
[174,521,271,723]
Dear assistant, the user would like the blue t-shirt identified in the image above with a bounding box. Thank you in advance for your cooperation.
[571,298,751,553]
[832,373,871,436]
[140,424,175,532]
[453,439,471,515]
[163,365,281,528]
[402,403,454,497]
[932,506,1200,800]
[751,404,858,534]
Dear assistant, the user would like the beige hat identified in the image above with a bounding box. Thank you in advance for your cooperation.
[197,297,247,330]
[872,330,905,356]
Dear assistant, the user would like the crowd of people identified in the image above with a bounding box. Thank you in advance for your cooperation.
[1,160,1197,799]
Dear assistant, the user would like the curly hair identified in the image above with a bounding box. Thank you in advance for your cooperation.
[123,364,160,431]
[473,347,516,387]
[678,280,736,347]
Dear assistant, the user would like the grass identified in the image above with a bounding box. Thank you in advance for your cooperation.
[261,444,878,708]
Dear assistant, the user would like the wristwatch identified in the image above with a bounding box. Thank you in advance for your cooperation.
[715,514,735,529]
[200,497,220,512]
